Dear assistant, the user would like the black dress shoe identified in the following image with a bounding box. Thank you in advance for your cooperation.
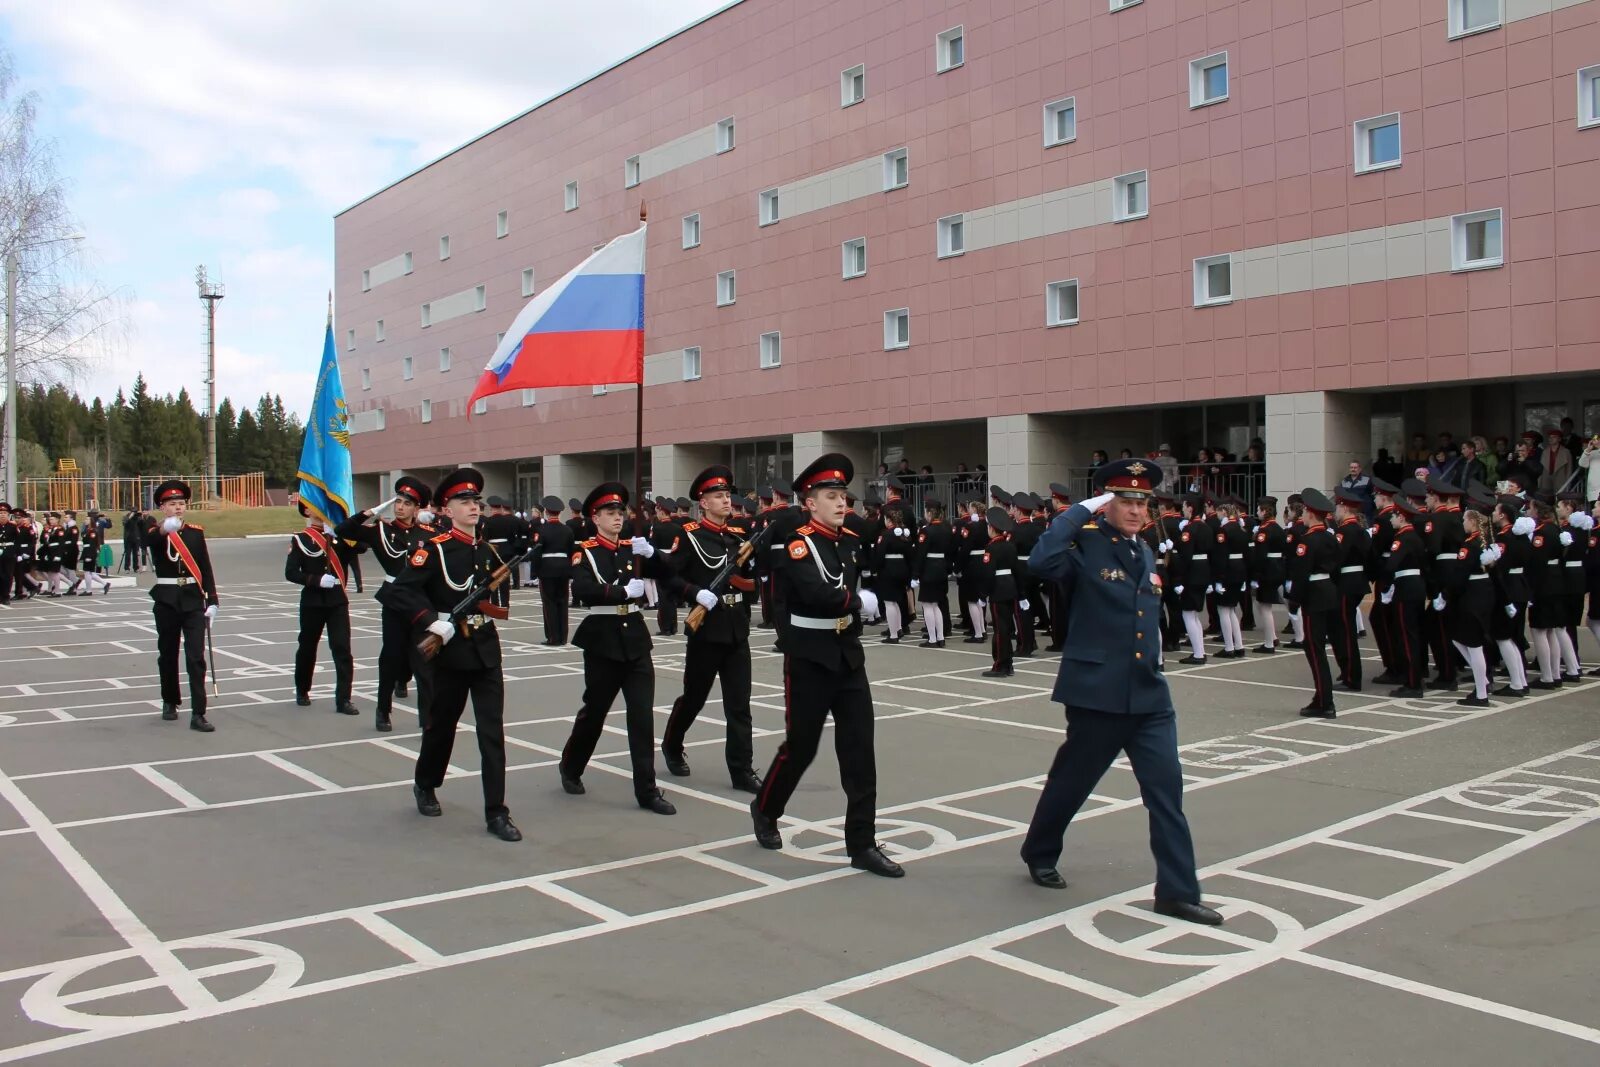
[394,682,409,698]
[560,771,585,795]
[729,768,762,794]
[1427,676,1458,691]
[850,846,905,878]
[1027,865,1068,890]
[413,784,442,816]
[1389,686,1424,698]
[751,799,782,849]
[1491,684,1527,698]
[963,636,987,643]
[1299,703,1336,718]
[161,703,179,721]
[1590,666,1600,677]
[1154,899,1223,925]
[982,668,1014,678]
[917,640,940,648]
[1336,681,1362,692]
[638,789,676,815]
[1530,678,1562,690]
[881,636,900,644]
[1457,695,1491,708]
[1251,645,1277,655]
[336,701,359,716]
[1177,655,1206,665]
[376,712,393,732]
[1284,640,1305,650]
[1371,672,1397,686]
[486,814,523,842]
[190,713,215,733]
[295,694,312,707]
[1045,643,1065,652]
[662,748,691,777]
[1563,673,1583,684]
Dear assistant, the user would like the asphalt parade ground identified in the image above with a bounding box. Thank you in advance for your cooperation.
[1,539,1598,1066]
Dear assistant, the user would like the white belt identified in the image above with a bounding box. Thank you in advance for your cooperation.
[884,553,905,559]
[1017,555,1030,561]
[1565,560,1583,566]
[994,568,1013,575]
[1339,565,1365,573]
[383,575,396,584]
[924,552,946,558]
[155,576,198,586]
[969,549,986,556]
[1264,552,1283,558]
[790,614,852,632]
[1393,568,1421,578]
[1227,554,1244,559]
[1307,574,1330,581]
[1468,574,1488,581]
[489,538,509,543]
[1507,567,1524,574]
[1548,560,1563,566]
[582,603,641,615]
[1434,553,1455,561]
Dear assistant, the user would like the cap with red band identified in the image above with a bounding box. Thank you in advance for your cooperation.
[1092,458,1163,497]
[690,464,736,499]
[394,476,430,506]
[583,481,630,516]
[154,479,192,505]
[791,453,854,495]
[433,467,485,506]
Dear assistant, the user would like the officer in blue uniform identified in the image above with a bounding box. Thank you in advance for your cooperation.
[1019,458,1221,926]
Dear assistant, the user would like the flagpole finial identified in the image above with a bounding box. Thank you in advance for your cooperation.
[639,201,647,222]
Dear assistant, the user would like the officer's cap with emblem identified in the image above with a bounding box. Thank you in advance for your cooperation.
[1427,479,1463,498]
[1369,475,1400,495]
[583,481,630,515]
[485,495,506,508]
[757,485,774,502]
[690,464,737,499]
[1258,495,1278,512]
[1333,486,1365,508]
[985,506,1014,533]
[154,478,192,505]
[540,495,563,513]
[1396,497,1426,518]
[770,485,791,502]
[1093,457,1163,498]
[653,497,674,514]
[1399,478,1429,500]
[674,496,692,511]
[864,489,883,507]
[1300,488,1335,517]
[791,452,854,496]
[395,476,431,506]
[434,467,485,506]
[991,487,1014,507]
[1048,482,1072,505]
[1495,494,1526,514]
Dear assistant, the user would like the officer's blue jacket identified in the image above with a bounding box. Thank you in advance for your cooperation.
[1030,502,1172,715]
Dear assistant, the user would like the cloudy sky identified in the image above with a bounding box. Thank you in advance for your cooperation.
[1,0,728,412]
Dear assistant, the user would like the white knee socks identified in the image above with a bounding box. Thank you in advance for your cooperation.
[1495,639,1527,691]
[1289,608,1305,643]
[967,600,986,638]
[886,600,902,639]
[1454,640,1488,699]
[922,603,944,644]
[1183,610,1206,658]
[1556,628,1580,676]
[1256,602,1276,649]
[1531,628,1557,683]
[1219,606,1243,652]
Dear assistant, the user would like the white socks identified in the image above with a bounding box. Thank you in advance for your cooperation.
[1183,611,1206,658]
[1557,628,1580,676]
[1290,609,1305,643]
[885,600,903,639]
[922,603,944,644]
[967,600,986,638]
[1531,628,1557,683]
[1495,639,1527,691]
[1454,640,1488,699]
[1219,605,1243,652]
[1256,601,1276,649]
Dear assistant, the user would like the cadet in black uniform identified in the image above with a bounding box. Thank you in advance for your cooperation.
[956,497,988,642]
[980,506,1019,677]
[1366,479,1402,682]
[1011,493,1040,658]
[558,483,676,815]
[530,495,575,645]
[383,468,521,842]
[1212,502,1249,658]
[144,480,219,731]
[1020,459,1221,926]
[1041,484,1074,650]
[1489,497,1532,696]
[1287,489,1341,717]
[1332,488,1371,689]
[1172,494,1211,664]
[661,465,762,792]
[873,505,914,642]
[651,498,685,635]
[287,502,358,717]
[1249,496,1286,654]
[1380,499,1429,696]
[336,476,436,732]
[751,454,902,878]
[913,498,953,647]
[1557,492,1588,679]
[1445,508,1496,707]
[0,502,15,604]
[479,497,520,609]
[1422,480,1466,690]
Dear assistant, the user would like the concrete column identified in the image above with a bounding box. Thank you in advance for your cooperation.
[467,460,517,502]
[986,414,1075,495]
[1265,391,1372,498]
[792,430,875,496]
[650,442,726,497]
[542,453,607,509]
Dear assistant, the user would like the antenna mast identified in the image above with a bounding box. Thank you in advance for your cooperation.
[195,266,225,498]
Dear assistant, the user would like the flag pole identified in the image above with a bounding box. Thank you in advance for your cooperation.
[633,202,647,535]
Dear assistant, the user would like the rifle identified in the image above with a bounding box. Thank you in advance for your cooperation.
[417,547,534,660]
[205,617,219,696]
[685,506,801,633]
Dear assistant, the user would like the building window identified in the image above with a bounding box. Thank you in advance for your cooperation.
[842,64,865,107]
[683,346,702,381]
[1449,0,1502,40]
[843,237,867,279]
[884,308,910,350]
[420,303,432,328]
[1113,170,1149,221]
[759,331,781,369]
[937,26,964,72]
[937,214,965,258]
[521,389,536,407]
[345,328,355,351]
[403,252,413,274]
[1189,52,1229,108]
[883,148,909,191]
[521,268,535,297]
[473,397,487,415]
[474,285,486,312]
[496,210,509,237]
[420,399,432,424]
[716,117,735,153]
[439,235,451,260]
[439,347,451,372]
[361,367,371,390]
[1451,209,1504,271]
[1194,255,1234,307]
[564,182,579,211]
[1046,279,1080,326]
[497,331,505,346]
[1110,0,1142,9]
[592,384,608,396]
[361,269,371,292]
[682,213,701,249]
[375,319,385,342]
[759,189,780,226]
[1043,97,1076,147]
[1354,113,1402,174]
[625,155,641,188]
[717,270,737,306]
[402,355,414,380]
[1580,65,1600,130]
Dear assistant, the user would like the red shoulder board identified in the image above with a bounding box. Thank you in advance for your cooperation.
[1296,543,1308,556]
[843,527,860,538]
[430,533,451,544]
[789,540,809,560]
[683,521,700,532]
[729,525,747,535]
[580,538,599,548]
[410,548,430,567]
[185,523,204,532]
[796,523,815,535]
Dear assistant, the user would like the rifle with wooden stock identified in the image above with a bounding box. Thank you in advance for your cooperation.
[684,505,801,633]
[416,547,533,660]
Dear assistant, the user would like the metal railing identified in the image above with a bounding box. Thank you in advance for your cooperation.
[9,473,270,513]
[867,463,1268,515]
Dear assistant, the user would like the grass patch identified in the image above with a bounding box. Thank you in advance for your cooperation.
[183,506,307,539]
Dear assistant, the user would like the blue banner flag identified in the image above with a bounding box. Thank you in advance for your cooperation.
[296,319,354,526]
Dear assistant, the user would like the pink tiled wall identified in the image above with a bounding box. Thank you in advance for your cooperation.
[336,0,1600,472]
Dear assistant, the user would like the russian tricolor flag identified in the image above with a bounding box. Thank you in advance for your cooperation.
[468,223,646,409]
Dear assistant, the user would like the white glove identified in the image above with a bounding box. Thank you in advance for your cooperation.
[205,605,219,622]
[319,573,340,588]
[1250,580,1259,590]
[1575,514,1595,531]
[910,579,920,589]
[1175,585,1184,595]
[1083,492,1115,514]
[161,516,183,534]
[1369,526,1379,538]
[1278,584,1286,600]
[426,619,455,644]
[1019,599,1030,611]
[978,598,989,609]
[857,588,880,621]
[323,523,335,535]
[629,536,655,558]
[1512,517,1535,537]
[417,509,436,525]
[65,518,76,529]
[1159,540,1173,554]
[1381,588,1394,605]
[1212,582,1224,594]
[1479,549,1498,567]
[1432,594,1445,611]
[695,588,719,611]
[624,578,646,598]
[1505,603,1518,618]
[1178,519,1190,531]
[1283,581,1292,595]
[1559,531,1573,547]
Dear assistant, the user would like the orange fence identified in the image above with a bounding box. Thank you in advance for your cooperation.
[11,473,270,513]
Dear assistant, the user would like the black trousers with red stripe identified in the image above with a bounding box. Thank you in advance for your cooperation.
[1014,597,1036,656]
[1332,591,1363,687]
[1370,593,1397,676]
[1300,604,1336,709]
[1394,598,1424,690]
[756,655,877,855]
[991,597,1017,671]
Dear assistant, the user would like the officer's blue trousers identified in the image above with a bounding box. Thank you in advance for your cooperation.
[1020,706,1201,903]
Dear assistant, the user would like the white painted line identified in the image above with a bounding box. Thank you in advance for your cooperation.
[531,882,631,924]
[1393,809,1532,836]
[975,948,1135,1006]
[130,765,206,809]
[924,803,1030,830]
[1319,838,1459,868]
[804,1002,969,1067]
[256,753,341,793]
[687,851,788,887]
[350,912,444,964]
[1222,868,1376,905]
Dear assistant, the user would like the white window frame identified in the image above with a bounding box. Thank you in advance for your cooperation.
[1448,0,1503,41]
[592,384,608,396]
[682,346,702,381]
[473,397,488,416]
[842,64,866,107]
[759,189,780,226]
[1579,65,1600,130]
[564,181,579,212]
[937,213,965,258]
[496,209,509,238]
[624,155,641,188]
[402,355,414,381]
[345,328,355,351]
[521,268,536,297]
[716,117,735,153]
[1353,113,1402,174]
[1046,279,1080,327]
[717,270,737,307]
[936,25,965,73]
[682,213,701,249]
[375,319,385,342]
[439,235,451,260]
[474,285,486,312]
[883,147,909,191]
[842,237,867,279]
[759,331,781,369]
[1193,254,1234,307]
[361,269,371,292]
[1189,52,1229,109]
[403,252,413,274]
[1110,0,1142,10]
[439,346,452,372]
[1043,97,1077,147]
[521,389,536,407]
[883,308,910,350]
[1451,208,1504,272]
[420,303,432,328]
[361,367,372,390]
[1113,170,1149,222]
[420,398,432,424]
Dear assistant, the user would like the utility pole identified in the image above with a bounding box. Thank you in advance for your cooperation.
[2,249,17,502]
[195,266,225,499]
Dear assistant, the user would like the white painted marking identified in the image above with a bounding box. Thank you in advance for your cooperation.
[974,948,1135,1006]
[530,882,631,924]
[350,913,444,964]
[804,1002,969,1067]
[256,753,341,792]
[1319,838,1458,868]
[130,765,206,809]
[1223,868,1375,905]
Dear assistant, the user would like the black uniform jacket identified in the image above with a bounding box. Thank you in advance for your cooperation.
[531,519,576,579]
[382,529,503,671]
[334,513,437,579]
[780,521,870,672]
[570,534,665,661]
[667,518,755,644]
[143,518,219,610]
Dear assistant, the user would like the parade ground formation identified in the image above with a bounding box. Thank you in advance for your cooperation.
[1,539,1597,1067]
